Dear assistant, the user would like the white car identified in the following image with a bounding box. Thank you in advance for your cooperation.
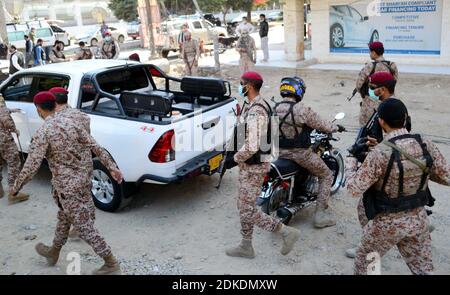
[1,60,237,212]
[6,21,56,50]
[156,19,228,58]
[230,12,260,25]
[76,26,127,47]
[329,5,379,48]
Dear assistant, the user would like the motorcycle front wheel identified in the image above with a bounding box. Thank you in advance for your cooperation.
[324,149,345,195]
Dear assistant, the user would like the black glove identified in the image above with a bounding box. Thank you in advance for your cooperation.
[337,124,346,133]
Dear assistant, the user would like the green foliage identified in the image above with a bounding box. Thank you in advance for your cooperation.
[108,0,139,22]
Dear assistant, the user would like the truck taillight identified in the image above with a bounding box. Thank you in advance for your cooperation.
[149,130,175,163]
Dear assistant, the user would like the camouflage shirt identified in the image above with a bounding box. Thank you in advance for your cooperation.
[12,113,118,196]
[346,128,450,216]
[57,104,91,134]
[356,56,399,97]
[275,97,338,139]
[234,95,271,165]
[0,99,17,139]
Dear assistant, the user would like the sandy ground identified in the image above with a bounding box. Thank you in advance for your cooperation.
[1,64,450,275]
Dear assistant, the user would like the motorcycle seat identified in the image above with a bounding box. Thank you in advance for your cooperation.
[271,159,301,178]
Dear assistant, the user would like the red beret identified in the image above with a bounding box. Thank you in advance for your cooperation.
[33,91,56,104]
[369,41,384,51]
[241,71,263,82]
[104,32,111,36]
[129,53,140,62]
[49,87,68,95]
[369,71,395,86]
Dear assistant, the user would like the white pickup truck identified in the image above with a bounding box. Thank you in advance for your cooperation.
[0,60,237,212]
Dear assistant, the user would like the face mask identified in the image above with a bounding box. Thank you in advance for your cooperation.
[368,88,379,101]
[105,37,112,43]
[238,84,248,97]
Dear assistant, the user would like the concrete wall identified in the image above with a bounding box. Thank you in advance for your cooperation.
[310,0,450,66]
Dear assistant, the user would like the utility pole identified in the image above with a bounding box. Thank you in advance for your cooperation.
[144,0,157,58]
[0,0,9,44]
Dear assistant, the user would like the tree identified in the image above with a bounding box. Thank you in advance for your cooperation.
[108,0,139,22]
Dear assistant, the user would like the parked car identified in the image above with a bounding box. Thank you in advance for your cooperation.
[127,20,141,40]
[156,19,228,58]
[0,60,237,212]
[230,12,260,26]
[329,5,379,48]
[76,26,127,46]
[267,11,283,22]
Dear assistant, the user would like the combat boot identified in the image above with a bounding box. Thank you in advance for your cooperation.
[35,243,61,266]
[225,239,255,259]
[0,184,4,199]
[8,192,29,205]
[314,207,336,228]
[278,224,300,255]
[92,253,121,275]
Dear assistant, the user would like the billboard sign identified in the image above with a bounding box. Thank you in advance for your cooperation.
[329,0,443,55]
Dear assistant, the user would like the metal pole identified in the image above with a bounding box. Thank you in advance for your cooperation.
[145,0,157,57]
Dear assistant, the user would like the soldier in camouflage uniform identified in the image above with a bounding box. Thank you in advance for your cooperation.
[181,31,200,76]
[226,72,300,259]
[356,42,399,127]
[50,87,91,239]
[275,77,345,228]
[346,99,450,275]
[236,28,257,76]
[10,91,124,275]
[0,96,30,204]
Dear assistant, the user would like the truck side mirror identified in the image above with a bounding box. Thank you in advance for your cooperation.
[363,16,369,21]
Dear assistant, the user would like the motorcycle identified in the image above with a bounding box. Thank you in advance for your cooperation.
[257,113,347,225]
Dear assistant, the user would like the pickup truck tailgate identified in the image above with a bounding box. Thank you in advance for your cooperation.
[173,99,236,170]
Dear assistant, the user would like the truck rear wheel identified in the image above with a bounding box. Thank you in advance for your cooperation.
[91,159,131,212]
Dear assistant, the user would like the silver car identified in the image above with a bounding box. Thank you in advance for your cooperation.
[329,5,379,48]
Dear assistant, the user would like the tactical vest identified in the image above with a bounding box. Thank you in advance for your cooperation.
[235,100,272,165]
[363,134,435,220]
[9,51,24,75]
[102,42,116,58]
[275,100,312,149]
[360,60,396,97]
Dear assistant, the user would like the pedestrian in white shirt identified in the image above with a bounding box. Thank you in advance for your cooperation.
[8,45,25,75]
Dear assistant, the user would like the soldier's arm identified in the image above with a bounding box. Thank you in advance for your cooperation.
[11,129,48,194]
[0,103,18,133]
[345,150,386,198]
[355,63,371,92]
[391,62,399,81]
[299,105,338,133]
[234,107,266,163]
[195,41,200,57]
[426,141,450,186]
[78,128,118,172]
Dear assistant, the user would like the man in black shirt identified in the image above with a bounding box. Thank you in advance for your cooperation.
[259,14,269,62]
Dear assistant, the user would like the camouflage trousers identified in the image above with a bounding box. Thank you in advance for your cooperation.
[184,57,198,76]
[239,55,254,76]
[53,188,111,258]
[355,208,433,275]
[359,96,380,127]
[279,148,333,209]
[0,135,21,188]
[237,163,281,240]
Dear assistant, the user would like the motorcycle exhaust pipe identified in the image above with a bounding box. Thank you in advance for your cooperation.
[276,203,304,225]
